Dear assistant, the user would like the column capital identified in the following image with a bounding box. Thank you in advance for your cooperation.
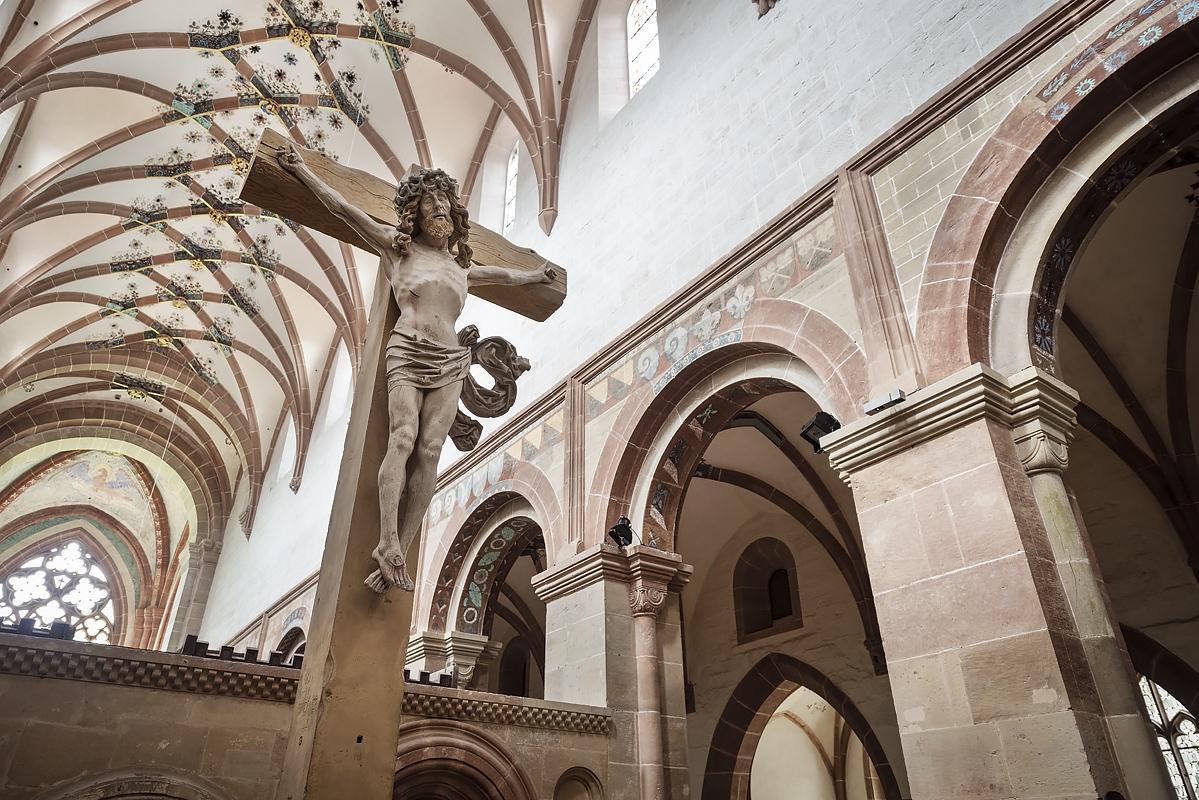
[626,545,692,618]
[1008,366,1078,475]
[187,537,222,564]
[822,363,1079,477]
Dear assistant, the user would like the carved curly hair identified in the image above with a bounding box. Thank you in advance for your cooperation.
[393,167,473,269]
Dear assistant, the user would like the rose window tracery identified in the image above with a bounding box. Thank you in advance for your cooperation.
[0,541,117,644]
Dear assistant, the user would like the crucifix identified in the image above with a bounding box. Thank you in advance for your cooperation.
[240,128,567,799]
[245,128,565,593]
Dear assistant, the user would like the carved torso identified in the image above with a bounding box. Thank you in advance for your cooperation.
[382,240,468,344]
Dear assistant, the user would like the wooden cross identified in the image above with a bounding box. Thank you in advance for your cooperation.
[240,128,567,321]
[239,130,567,799]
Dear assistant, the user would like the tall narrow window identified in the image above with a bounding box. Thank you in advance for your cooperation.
[627,0,660,97]
[502,143,519,235]
[0,540,117,643]
[1140,675,1199,799]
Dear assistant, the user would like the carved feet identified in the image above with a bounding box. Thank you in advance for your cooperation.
[365,545,414,594]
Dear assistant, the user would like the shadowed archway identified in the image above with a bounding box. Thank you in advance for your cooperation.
[701,653,901,800]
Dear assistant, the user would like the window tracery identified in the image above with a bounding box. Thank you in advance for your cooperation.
[1141,675,1199,799]
[627,0,660,97]
[0,540,117,643]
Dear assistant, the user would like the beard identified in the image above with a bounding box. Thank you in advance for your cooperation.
[423,215,454,241]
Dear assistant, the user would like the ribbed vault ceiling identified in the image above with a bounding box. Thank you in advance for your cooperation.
[0,0,596,538]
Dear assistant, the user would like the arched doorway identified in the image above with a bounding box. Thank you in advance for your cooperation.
[393,720,536,800]
[32,768,230,799]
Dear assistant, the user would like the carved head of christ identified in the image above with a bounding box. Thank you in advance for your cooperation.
[393,167,473,269]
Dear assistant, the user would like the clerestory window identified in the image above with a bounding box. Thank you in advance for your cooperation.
[627,0,660,97]
[502,143,519,235]
[0,540,117,643]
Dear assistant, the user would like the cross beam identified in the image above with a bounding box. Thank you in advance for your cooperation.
[240,128,566,321]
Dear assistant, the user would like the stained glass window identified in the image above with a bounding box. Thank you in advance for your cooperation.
[502,143,519,235]
[0,540,116,644]
[627,0,660,97]
[1141,675,1199,799]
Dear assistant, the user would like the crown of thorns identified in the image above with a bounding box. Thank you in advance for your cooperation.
[394,168,461,212]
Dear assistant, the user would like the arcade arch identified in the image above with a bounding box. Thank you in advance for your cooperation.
[912,20,1199,796]
[424,486,555,697]
[592,331,900,793]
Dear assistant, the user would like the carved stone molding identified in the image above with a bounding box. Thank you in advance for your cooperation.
[444,630,490,684]
[401,684,612,735]
[0,632,298,703]
[822,364,1079,477]
[533,544,692,613]
[532,543,645,603]
[834,169,922,394]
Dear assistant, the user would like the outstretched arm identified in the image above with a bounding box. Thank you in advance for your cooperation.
[468,264,555,288]
[277,145,394,254]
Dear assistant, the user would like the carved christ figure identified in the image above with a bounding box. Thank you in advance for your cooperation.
[279,146,552,593]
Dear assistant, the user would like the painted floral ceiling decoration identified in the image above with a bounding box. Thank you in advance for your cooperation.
[0,0,596,540]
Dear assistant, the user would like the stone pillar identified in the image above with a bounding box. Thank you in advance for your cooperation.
[821,364,1129,799]
[1008,368,1174,798]
[166,538,221,650]
[627,547,691,800]
[533,544,691,800]
[276,277,414,800]
[657,593,691,798]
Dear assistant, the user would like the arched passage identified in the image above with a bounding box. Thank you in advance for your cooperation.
[701,653,901,800]
[393,720,537,800]
[587,299,870,550]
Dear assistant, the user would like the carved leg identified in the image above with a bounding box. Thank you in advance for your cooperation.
[368,381,463,593]
[367,385,421,593]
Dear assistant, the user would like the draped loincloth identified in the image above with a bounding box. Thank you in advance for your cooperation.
[383,324,529,453]
[385,325,472,392]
